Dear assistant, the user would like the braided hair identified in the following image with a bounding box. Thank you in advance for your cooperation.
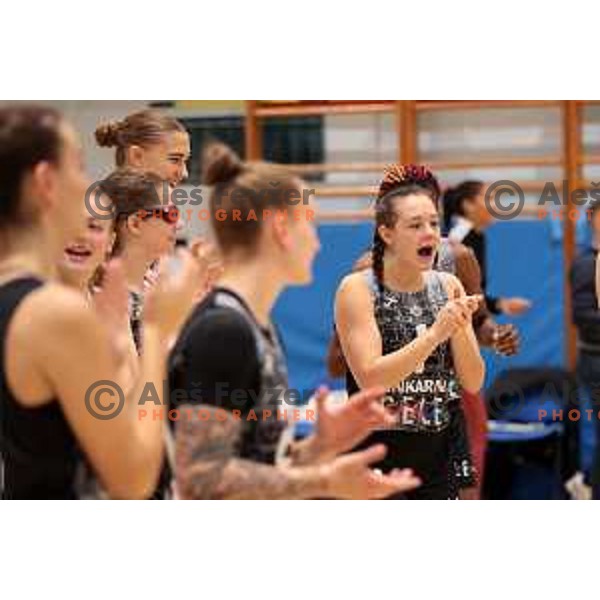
[372,164,441,294]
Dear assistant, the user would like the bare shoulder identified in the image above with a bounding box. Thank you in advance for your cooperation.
[337,270,372,299]
[4,282,100,402]
[335,271,375,323]
[20,282,96,341]
[33,282,90,320]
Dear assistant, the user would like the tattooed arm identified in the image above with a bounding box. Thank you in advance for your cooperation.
[175,405,421,500]
[175,406,326,499]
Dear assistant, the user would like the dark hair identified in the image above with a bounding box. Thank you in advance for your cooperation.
[372,164,441,293]
[98,167,166,257]
[95,109,186,167]
[441,180,484,232]
[0,104,63,230]
[202,142,304,255]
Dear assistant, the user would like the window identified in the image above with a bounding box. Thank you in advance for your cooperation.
[179,116,324,184]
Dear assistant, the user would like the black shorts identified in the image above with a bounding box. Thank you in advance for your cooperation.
[355,428,452,500]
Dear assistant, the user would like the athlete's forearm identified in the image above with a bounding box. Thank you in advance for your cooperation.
[213,460,329,500]
[175,405,332,499]
[119,324,167,497]
[289,434,330,466]
[450,328,485,393]
[357,329,441,390]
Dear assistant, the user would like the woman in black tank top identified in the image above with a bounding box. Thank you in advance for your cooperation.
[169,142,422,499]
[335,164,485,499]
[0,105,206,499]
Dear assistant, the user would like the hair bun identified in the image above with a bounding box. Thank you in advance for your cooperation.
[94,120,122,148]
[202,142,243,185]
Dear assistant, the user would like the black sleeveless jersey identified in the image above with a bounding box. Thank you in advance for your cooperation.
[347,270,474,498]
[0,278,81,499]
[169,287,292,465]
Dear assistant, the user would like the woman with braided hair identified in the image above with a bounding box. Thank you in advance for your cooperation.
[335,164,485,499]
[327,223,520,498]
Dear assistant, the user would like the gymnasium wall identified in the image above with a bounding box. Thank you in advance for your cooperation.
[0,100,148,178]
[0,100,585,395]
[271,106,579,392]
[273,217,569,393]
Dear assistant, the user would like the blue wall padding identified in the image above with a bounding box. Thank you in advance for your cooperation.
[483,219,564,388]
[273,222,373,392]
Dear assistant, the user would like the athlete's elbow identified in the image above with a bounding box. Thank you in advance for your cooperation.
[356,368,383,390]
[460,362,485,394]
[107,479,156,500]
[104,466,160,500]
[461,381,482,395]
